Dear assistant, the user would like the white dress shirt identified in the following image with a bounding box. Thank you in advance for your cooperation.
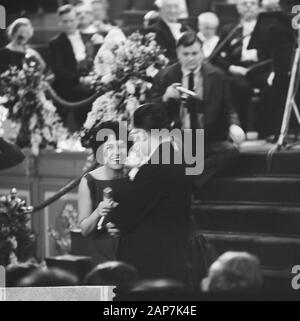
[181,66,203,99]
[241,20,258,62]
[67,30,87,62]
[197,32,220,58]
[165,21,183,41]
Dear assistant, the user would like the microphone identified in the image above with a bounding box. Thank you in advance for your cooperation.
[175,86,197,98]
[97,187,113,231]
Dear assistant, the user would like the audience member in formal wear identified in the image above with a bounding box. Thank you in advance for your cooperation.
[201,252,263,295]
[156,0,189,19]
[149,0,190,64]
[211,0,271,132]
[0,18,46,74]
[103,103,192,283]
[151,32,245,199]
[197,12,220,58]
[49,5,96,130]
[79,121,132,266]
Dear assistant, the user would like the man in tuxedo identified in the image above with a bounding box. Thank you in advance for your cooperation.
[211,0,271,131]
[149,0,190,64]
[151,31,245,198]
[103,103,192,282]
[49,5,96,129]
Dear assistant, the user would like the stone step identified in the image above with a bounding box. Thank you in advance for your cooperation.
[201,231,300,269]
[192,203,300,236]
[201,177,300,205]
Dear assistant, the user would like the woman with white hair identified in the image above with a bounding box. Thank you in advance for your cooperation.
[0,18,46,73]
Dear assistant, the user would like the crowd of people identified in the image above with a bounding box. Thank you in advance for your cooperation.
[6,251,267,300]
[0,0,299,299]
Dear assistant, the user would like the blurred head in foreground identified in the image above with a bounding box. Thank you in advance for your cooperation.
[202,251,263,294]
[84,261,138,290]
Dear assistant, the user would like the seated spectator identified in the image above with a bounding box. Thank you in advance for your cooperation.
[5,261,39,287]
[0,18,46,74]
[17,267,79,287]
[149,0,190,64]
[201,252,263,295]
[211,0,271,132]
[155,0,189,19]
[197,12,220,58]
[49,5,96,130]
[76,3,95,34]
[84,261,138,290]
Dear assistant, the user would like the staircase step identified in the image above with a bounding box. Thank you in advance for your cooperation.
[193,204,300,236]
[237,147,300,176]
[202,177,300,205]
[202,231,300,269]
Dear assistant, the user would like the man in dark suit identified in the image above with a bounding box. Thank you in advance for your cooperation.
[149,0,190,64]
[211,0,271,131]
[102,103,192,282]
[49,5,96,130]
[151,31,245,198]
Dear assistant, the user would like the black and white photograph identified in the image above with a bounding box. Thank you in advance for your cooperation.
[0,0,300,305]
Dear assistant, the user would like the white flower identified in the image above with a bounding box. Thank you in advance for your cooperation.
[29,115,38,130]
[42,127,53,142]
[101,73,115,84]
[126,96,139,117]
[84,113,96,130]
[125,81,136,95]
[146,65,159,78]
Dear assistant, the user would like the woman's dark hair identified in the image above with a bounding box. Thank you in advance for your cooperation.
[81,121,131,157]
[176,31,203,48]
[133,103,170,132]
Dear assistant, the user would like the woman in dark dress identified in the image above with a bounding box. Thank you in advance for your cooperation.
[78,121,132,266]
[0,18,46,73]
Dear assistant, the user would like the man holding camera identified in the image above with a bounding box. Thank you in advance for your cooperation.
[151,31,245,199]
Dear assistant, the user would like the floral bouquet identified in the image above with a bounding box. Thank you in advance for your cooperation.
[0,189,36,266]
[0,58,69,155]
[81,31,169,147]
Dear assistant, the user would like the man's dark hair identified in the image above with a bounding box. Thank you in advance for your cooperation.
[57,4,74,17]
[176,31,203,48]
[133,103,170,132]
[6,262,39,287]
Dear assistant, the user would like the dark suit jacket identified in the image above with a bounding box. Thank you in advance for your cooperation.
[0,138,25,170]
[106,142,192,281]
[212,22,269,72]
[149,19,190,64]
[49,32,95,89]
[151,62,240,143]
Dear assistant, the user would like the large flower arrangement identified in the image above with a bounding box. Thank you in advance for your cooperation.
[81,31,169,145]
[0,59,68,155]
[0,189,36,267]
